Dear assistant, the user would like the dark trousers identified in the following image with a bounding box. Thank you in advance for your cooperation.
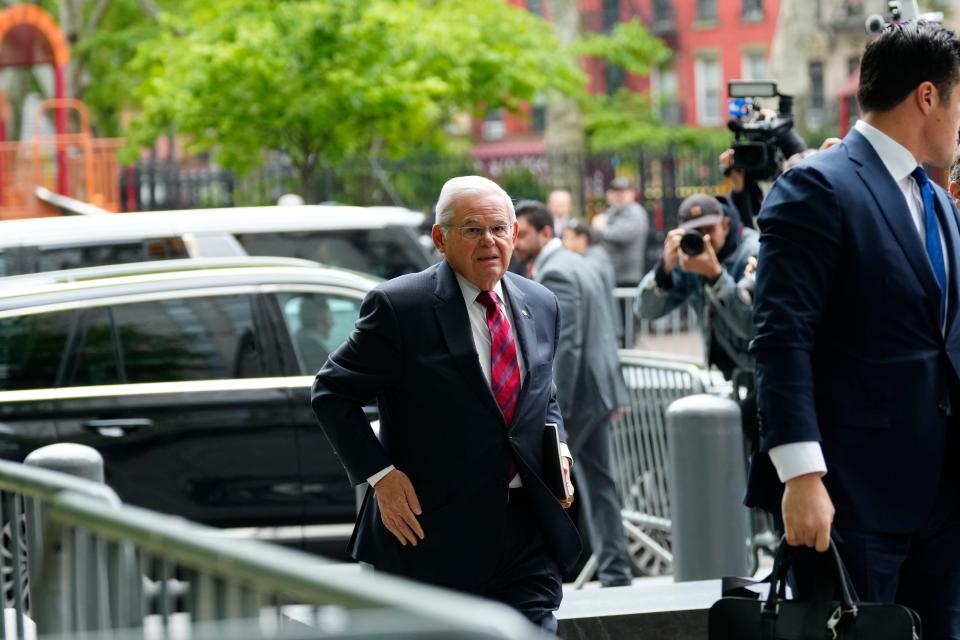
[479,488,563,633]
[789,439,960,640]
[570,415,633,586]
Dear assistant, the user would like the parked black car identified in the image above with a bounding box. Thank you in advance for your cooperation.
[0,257,377,551]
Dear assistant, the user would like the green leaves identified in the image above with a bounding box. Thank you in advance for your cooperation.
[120,0,582,188]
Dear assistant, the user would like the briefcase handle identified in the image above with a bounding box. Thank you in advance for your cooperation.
[763,535,860,617]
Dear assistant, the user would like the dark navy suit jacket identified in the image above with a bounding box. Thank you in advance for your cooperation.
[311,260,581,589]
[747,129,960,533]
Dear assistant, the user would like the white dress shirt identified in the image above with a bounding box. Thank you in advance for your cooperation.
[768,120,949,483]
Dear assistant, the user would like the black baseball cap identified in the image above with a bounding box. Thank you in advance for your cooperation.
[677,193,724,230]
[608,177,634,191]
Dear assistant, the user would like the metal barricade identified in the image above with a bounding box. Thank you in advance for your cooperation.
[0,460,543,640]
[610,351,712,576]
[613,288,700,349]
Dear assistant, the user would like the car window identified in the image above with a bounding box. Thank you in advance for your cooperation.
[276,292,362,374]
[0,310,74,390]
[0,250,7,278]
[112,295,266,383]
[65,307,121,387]
[36,237,189,273]
[237,229,430,280]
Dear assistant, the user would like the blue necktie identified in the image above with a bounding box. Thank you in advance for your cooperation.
[911,166,947,327]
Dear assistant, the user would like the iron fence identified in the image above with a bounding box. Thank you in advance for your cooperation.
[0,460,543,639]
[126,146,728,237]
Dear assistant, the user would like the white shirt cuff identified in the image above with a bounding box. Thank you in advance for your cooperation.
[768,442,827,483]
[367,464,395,487]
[559,442,572,461]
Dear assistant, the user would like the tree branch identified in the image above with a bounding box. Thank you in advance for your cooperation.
[81,0,113,42]
[138,0,159,20]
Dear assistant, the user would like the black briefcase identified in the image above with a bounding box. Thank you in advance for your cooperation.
[708,539,921,639]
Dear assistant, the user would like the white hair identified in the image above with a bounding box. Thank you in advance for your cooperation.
[434,176,515,227]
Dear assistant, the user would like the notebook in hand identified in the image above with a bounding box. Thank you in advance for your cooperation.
[543,423,572,505]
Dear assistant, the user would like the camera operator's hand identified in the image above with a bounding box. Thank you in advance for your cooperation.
[720,148,745,193]
[679,234,723,280]
[661,229,685,274]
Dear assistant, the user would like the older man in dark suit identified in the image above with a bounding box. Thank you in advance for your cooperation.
[311,176,581,632]
[748,21,960,638]
[514,200,633,588]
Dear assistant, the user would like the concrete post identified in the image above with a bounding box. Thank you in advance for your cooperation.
[24,443,105,483]
[25,443,116,635]
[667,394,749,582]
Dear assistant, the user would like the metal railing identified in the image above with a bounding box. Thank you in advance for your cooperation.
[0,460,543,639]
[608,351,714,577]
[613,287,700,349]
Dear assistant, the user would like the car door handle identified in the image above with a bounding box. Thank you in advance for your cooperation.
[82,419,154,438]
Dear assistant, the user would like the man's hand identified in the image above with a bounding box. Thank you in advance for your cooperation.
[661,229,685,274]
[374,469,425,546]
[782,472,834,552]
[591,213,609,230]
[678,234,723,280]
[561,456,575,509]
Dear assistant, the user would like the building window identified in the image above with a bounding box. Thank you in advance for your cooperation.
[652,62,680,124]
[604,61,625,95]
[742,0,763,20]
[531,94,546,133]
[482,109,506,141]
[845,0,864,17]
[653,0,673,22]
[697,0,717,21]
[603,0,619,31]
[741,51,767,80]
[527,0,544,16]
[695,55,722,125]
[808,61,825,126]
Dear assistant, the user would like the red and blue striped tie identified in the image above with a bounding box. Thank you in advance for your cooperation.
[476,291,521,425]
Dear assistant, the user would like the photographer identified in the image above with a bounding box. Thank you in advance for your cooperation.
[635,193,758,387]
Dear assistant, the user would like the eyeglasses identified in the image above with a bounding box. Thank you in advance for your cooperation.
[446,223,512,241]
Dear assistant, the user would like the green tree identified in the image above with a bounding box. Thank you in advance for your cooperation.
[121,0,584,196]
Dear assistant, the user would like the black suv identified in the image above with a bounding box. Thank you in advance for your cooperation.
[0,258,376,550]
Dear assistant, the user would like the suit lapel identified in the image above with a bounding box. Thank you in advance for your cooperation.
[935,189,960,338]
[432,262,505,425]
[847,131,942,329]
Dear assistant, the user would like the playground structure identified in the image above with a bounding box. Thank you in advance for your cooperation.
[0,4,123,219]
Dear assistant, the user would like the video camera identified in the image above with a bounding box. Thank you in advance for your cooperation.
[727,80,807,182]
[866,1,943,34]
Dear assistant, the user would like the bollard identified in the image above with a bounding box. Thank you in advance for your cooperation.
[667,394,749,582]
[24,444,134,635]
[24,443,105,483]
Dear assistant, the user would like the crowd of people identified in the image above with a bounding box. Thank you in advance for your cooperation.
[308,18,960,638]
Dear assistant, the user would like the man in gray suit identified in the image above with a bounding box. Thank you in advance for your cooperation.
[562,218,622,342]
[514,200,634,587]
[591,178,649,286]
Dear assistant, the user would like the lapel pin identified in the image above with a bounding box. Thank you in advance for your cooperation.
[521,309,530,318]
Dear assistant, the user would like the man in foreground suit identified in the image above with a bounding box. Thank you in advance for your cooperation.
[311,176,581,632]
[748,21,960,637]
[514,201,634,588]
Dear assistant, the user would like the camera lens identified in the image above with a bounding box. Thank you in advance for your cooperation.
[680,230,705,256]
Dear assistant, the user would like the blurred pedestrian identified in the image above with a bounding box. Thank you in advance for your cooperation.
[747,21,960,638]
[562,219,615,296]
[312,176,580,632]
[547,189,574,236]
[562,218,620,338]
[950,149,960,209]
[591,178,649,286]
[514,200,634,588]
